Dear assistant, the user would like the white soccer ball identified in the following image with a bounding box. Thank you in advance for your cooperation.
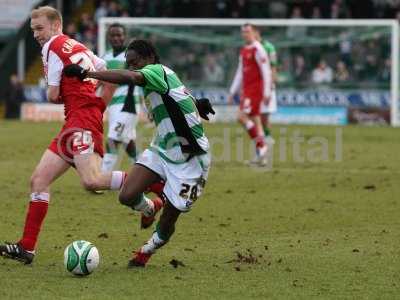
[64,240,100,276]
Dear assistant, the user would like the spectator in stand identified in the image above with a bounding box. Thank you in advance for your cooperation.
[334,61,350,82]
[312,6,321,18]
[396,11,400,23]
[362,40,380,81]
[363,54,379,81]
[339,32,352,67]
[293,54,308,83]
[81,29,96,52]
[290,6,303,18]
[107,1,122,17]
[64,22,81,41]
[203,54,225,85]
[38,77,47,102]
[216,0,229,17]
[95,0,108,22]
[331,0,350,18]
[5,75,26,119]
[78,13,95,34]
[312,59,333,84]
[268,1,287,18]
[331,3,340,18]
[287,6,306,40]
[380,58,391,83]
[186,52,202,81]
[277,57,293,84]
[121,10,130,17]
[126,0,147,17]
[231,0,249,18]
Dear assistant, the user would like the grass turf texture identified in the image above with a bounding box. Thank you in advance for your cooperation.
[0,120,399,299]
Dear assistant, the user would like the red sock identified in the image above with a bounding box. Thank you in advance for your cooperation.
[255,136,265,149]
[19,193,50,251]
[245,121,265,149]
[146,180,165,197]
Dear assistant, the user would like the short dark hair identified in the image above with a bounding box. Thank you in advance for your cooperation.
[242,22,259,32]
[107,23,126,34]
[127,39,160,64]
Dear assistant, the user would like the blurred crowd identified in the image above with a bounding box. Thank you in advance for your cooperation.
[89,0,400,19]
[157,35,391,88]
[61,0,394,88]
[279,37,391,88]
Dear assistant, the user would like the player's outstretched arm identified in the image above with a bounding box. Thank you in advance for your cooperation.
[87,69,145,86]
[63,64,145,86]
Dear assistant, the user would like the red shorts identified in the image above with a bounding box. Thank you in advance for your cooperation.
[48,107,104,163]
[239,96,263,116]
[48,126,104,164]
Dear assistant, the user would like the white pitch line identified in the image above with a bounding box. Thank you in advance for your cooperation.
[250,167,400,175]
[281,167,399,174]
[218,163,400,174]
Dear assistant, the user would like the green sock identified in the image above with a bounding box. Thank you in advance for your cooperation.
[156,221,174,241]
[264,127,271,137]
[125,140,137,163]
[130,193,147,211]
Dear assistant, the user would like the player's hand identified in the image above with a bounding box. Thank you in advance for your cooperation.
[195,98,215,121]
[63,64,88,81]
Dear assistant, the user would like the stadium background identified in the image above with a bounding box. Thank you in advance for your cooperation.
[0,0,397,125]
[1,1,400,299]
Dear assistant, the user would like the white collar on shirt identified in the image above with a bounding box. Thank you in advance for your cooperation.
[41,34,62,62]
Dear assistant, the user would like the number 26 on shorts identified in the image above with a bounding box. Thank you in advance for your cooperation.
[72,130,93,154]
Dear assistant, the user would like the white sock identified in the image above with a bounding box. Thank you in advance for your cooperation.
[141,231,165,254]
[134,195,153,215]
[245,120,255,130]
[110,171,126,190]
[30,192,50,202]
[102,153,118,172]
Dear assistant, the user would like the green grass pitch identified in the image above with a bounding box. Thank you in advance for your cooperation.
[0,120,399,299]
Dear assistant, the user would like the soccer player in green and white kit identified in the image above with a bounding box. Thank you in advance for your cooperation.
[101,23,142,171]
[255,28,277,145]
[64,39,214,267]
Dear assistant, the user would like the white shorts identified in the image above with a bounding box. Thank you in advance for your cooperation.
[136,149,211,212]
[107,103,139,144]
[260,89,277,114]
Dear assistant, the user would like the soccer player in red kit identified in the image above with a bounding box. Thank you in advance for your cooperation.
[228,23,272,166]
[0,6,162,264]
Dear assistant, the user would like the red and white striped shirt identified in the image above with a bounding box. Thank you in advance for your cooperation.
[230,41,272,101]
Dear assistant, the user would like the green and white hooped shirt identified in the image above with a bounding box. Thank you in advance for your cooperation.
[262,40,277,67]
[138,64,209,164]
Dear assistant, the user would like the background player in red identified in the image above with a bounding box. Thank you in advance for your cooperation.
[0,6,159,264]
[228,23,272,166]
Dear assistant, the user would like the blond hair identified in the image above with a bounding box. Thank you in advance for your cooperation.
[31,6,63,24]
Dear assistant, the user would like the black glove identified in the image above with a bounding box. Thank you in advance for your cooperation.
[63,64,88,81]
[195,98,215,121]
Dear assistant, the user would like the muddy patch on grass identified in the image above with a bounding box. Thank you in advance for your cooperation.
[169,259,185,268]
[97,232,109,239]
[226,249,269,270]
